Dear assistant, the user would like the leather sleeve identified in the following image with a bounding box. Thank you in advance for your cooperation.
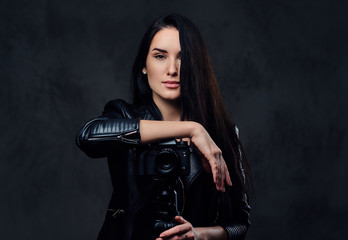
[222,225,248,240]
[76,99,141,158]
[218,125,251,240]
[219,192,251,240]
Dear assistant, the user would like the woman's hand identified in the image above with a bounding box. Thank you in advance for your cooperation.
[190,123,232,192]
[156,216,229,240]
[156,216,197,240]
[139,120,232,191]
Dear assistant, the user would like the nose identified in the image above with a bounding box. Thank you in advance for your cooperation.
[167,58,179,77]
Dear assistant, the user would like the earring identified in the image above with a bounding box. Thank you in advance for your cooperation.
[142,70,147,75]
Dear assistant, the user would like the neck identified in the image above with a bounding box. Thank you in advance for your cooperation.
[153,96,181,121]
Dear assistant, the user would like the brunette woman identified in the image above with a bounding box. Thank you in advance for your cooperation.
[76,13,251,240]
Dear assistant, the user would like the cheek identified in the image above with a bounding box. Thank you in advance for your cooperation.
[147,57,166,78]
[147,63,161,79]
[147,68,157,86]
[146,66,158,89]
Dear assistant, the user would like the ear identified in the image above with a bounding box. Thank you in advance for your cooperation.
[142,67,147,74]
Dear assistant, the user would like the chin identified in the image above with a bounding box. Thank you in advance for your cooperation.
[153,91,180,103]
[165,95,180,101]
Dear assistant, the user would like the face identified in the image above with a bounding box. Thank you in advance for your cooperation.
[143,28,181,103]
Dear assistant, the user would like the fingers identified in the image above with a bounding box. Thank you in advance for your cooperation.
[219,155,232,187]
[190,126,232,192]
[213,153,222,191]
[156,233,192,240]
[224,160,233,186]
[210,153,232,192]
[157,216,196,240]
[218,153,224,191]
[159,216,190,238]
[174,215,187,223]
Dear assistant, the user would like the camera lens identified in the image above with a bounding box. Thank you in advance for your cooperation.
[154,149,179,175]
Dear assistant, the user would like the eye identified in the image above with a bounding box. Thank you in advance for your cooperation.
[154,54,165,60]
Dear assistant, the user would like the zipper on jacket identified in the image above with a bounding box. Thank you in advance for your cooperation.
[87,130,139,144]
[107,208,126,218]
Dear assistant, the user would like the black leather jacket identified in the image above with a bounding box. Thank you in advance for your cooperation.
[76,99,251,240]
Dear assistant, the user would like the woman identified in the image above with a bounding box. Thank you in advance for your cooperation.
[76,14,251,240]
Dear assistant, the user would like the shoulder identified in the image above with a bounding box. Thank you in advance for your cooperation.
[101,99,156,120]
[101,99,149,119]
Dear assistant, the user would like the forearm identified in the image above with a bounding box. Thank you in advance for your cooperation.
[194,226,228,240]
[76,118,140,158]
[76,118,200,157]
[139,120,199,143]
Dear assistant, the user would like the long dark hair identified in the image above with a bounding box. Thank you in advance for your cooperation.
[131,13,252,197]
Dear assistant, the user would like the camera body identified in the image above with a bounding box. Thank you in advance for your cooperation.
[134,139,191,239]
[136,139,190,176]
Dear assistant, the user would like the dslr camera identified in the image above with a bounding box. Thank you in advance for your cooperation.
[134,139,191,239]
[136,139,190,176]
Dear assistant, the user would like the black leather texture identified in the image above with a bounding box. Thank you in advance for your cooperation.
[76,99,250,240]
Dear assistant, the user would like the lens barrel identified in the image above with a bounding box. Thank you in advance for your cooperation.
[154,149,179,175]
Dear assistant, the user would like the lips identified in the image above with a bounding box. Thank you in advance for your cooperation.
[162,81,180,89]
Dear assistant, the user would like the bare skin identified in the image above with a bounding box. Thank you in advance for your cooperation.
[139,120,230,239]
[140,120,232,192]
[139,121,230,240]
[139,28,231,240]
[156,216,229,240]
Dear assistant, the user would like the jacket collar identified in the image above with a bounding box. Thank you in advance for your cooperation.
[148,99,163,120]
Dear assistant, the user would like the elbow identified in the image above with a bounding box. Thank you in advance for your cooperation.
[75,135,107,158]
[75,117,141,158]
[75,120,108,158]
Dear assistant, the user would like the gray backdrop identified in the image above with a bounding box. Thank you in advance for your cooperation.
[1,0,347,239]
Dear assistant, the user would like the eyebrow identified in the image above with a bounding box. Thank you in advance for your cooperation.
[152,48,168,53]
[151,48,181,55]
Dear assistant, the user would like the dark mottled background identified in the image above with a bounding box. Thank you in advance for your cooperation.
[1,0,347,239]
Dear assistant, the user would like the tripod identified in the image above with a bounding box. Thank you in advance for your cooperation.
[151,175,182,239]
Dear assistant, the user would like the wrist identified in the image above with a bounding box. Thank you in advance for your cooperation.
[193,226,229,240]
[193,227,208,240]
[188,121,203,138]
